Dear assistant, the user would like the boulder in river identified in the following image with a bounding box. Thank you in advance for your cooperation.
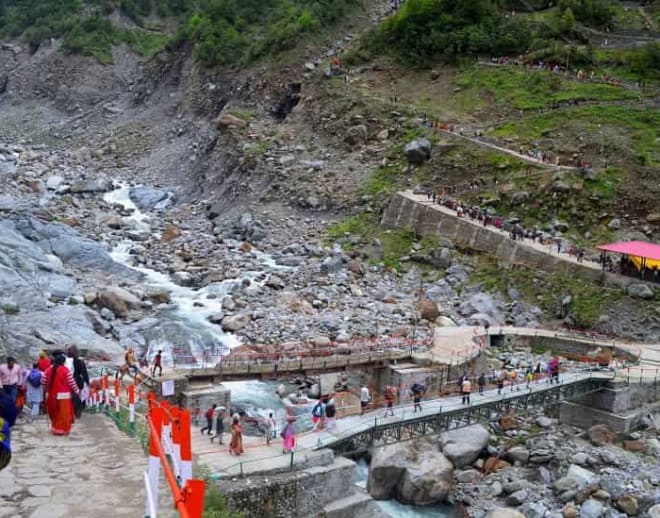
[588,424,616,446]
[368,437,453,505]
[486,507,526,518]
[97,287,142,318]
[129,187,174,211]
[439,424,490,468]
[69,178,113,193]
[221,313,251,332]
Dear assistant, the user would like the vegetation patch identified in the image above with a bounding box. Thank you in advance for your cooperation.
[455,66,640,111]
[471,256,626,328]
[490,105,659,165]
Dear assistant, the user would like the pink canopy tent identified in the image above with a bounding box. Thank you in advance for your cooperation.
[597,241,660,269]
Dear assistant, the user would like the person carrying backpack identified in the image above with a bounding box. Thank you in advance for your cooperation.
[383,386,396,417]
[411,383,425,413]
[477,373,486,394]
[151,350,163,377]
[26,363,43,421]
[311,400,325,431]
[201,404,216,435]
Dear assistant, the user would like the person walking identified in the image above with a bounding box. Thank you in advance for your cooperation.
[497,373,505,395]
[42,354,80,435]
[0,390,18,471]
[383,385,395,417]
[25,363,43,421]
[311,399,325,431]
[325,398,337,430]
[461,378,472,405]
[210,406,225,444]
[200,404,216,435]
[151,350,163,377]
[281,417,297,454]
[477,373,486,395]
[0,357,21,404]
[37,351,51,372]
[411,383,425,413]
[360,385,370,415]
[229,414,244,456]
[264,412,275,446]
[67,346,89,418]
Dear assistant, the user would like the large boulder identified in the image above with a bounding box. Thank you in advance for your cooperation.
[405,138,432,164]
[69,178,113,193]
[129,187,174,211]
[97,287,142,318]
[616,496,638,516]
[439,424,490,468]
[627,283,654,300]
[647,504,660,518]
[368,438,453,505]
[588,424,616,446]
[221,314,251,332]
[419,299,439,322]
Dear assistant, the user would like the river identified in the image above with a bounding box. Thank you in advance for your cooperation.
[103,183,453,517]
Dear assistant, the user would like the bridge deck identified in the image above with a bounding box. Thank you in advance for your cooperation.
[196,370,612,477]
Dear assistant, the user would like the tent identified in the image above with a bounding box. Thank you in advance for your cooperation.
[596,241,660,270]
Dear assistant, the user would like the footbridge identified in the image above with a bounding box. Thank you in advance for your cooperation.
[300,370,614,456]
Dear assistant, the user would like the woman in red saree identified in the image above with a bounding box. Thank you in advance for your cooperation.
[229,414,244,456]
[42,354,80,435]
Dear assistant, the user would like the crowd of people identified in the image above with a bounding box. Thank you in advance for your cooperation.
[489,56,632,88]
[0,347,90,472]
[424,190,589,261]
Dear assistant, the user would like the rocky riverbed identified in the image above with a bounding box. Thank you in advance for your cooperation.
[0,141,546,364]
[367,417,660,518]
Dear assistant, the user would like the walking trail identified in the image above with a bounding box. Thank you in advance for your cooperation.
[0,414,155,518]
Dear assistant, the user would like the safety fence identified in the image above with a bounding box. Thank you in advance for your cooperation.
[211,367,615,477]
[168,334,434,369]
[87,372,205,518]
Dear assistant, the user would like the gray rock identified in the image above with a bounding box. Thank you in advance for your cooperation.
[455,469,480,483]
[627,283,654,300]
[321,255,344,274]
[346,124,368,146]
[129,187,174,211]
[511,191,530,204]
[607,218,621,230]
[439,424,490,468]
[506,446,530,464]
[368,437,453,505]
[566,464,599,490]
[486,508,525,518]
[46,176,64,191]
[554,477,578,494]
[551,181,571,193]
[221,313,251,332]
[647,504,660,518]
[0,195,20,212]
[0,298,19,314]
[581,499,605,518]
[536,416,553,428]
[506,489,530,506]
[404,138,432,164]
[520,502,547,518]
[571,452,590,466]
[70,178,113,193]
[97,287,142,318]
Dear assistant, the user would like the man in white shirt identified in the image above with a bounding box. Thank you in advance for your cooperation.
[360,385,370,415]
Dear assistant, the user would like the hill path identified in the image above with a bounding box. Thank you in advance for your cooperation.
[0,414,151,518]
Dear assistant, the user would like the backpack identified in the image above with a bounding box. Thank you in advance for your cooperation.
[27,370,42,388]
[312,402,324,418]
[205,408,214,420]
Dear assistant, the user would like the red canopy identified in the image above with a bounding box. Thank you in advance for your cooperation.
[597,241,660,262]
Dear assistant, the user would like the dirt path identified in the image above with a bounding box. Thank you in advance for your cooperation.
[0,413,150,518]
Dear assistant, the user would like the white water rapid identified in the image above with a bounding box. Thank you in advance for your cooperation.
[103,183,295,424]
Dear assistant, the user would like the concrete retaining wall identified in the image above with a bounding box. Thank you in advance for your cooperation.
[218,456,364,518]
[381,192,638,289]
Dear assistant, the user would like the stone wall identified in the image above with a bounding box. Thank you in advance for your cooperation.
[217,456,361,518]
[381,192,639,289]
[559,381,660,433]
